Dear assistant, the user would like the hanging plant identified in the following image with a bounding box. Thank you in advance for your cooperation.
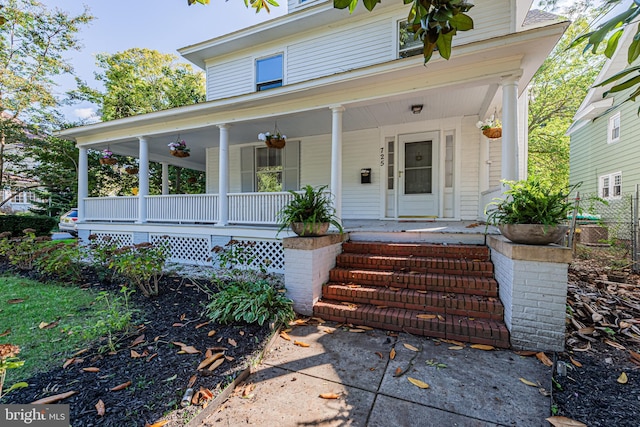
[258,124,286,149]
[476,116,502,139]
[168,138,190,158]
[124,165,139,175]
[99,149,117,165]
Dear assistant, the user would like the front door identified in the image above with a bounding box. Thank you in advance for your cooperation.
[398,132,439,217]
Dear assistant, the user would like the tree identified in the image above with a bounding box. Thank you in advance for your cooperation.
[0,0,92,207]
[528,13,604,186]
[70,48,207,196]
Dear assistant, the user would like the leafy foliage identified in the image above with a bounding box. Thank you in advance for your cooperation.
[83,286,136,353]
[334,0,474,62]
[206,279,294,326]
[486,178,578,226]
[277,185,343,235]
[108,241,170,297]
[33,241,83,283]
[0,214,57,236]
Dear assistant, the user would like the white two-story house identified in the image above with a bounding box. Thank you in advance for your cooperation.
[60,0,567,271]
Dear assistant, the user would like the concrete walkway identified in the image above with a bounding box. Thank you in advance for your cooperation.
[194,322,552,426]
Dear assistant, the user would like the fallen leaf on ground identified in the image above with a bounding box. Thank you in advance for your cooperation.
[242,384,256,397]
[290,318,309,325]
[145,420,170,427]
[95,399,105,416]
[448,346,464,350]
[514,350,537,357]
[294,341,310,347]
[394,367,402,376]
[72,348,89,357]
[569,356,582,368]
[207,330,216,337]
[110,381,131,391]
[355,325,372,330]
[130,334,145,347]
[188,375,197,388]
[63,358,75,369]
[416,314,436,319]
[38,320,58,330]
[437,315,445,321]
[545,416,587,427]
[536,352,553,367]
[319,393,340,399]
[172,323,185,327]
[131,350,143,358]
[617,372,628,384]
[228,338,237,347]
[311,317,326,324]
[280,331,291,341]
[0,328,10,337]
[7,298,25,304]
[408,377,430,389]
[471,344,495,351]
[180,346,200,355]
[198,353,224,370]
[375,352,383,359]
[322,327,335,334]
[172,341,186,347]
[441,339,464,346]
[82,367,100,372]
[604,339,626,350]
[146,353,157,362]
[349,328,365,333]
[519,378,538,387]
[180,313,186,321]
[208,358,224,372]
[403,343,419,352]
[31,390,77,405]
[195,321,210,329]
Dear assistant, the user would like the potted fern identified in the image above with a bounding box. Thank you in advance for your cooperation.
[486,178,577,245]
[277,185,343,237]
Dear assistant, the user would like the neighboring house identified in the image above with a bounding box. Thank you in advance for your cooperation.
[568,30,638,241]
[59,0,567,269]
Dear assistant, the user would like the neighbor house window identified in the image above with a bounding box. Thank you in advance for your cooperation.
[398,21,422,58]
[608,112,620,144]
[256,54,283,91]
[599,172,622,199]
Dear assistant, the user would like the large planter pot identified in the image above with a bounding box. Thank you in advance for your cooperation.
[498,224,568,245]
[291,222,329,237]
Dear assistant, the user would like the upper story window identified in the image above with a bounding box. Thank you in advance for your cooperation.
[256,54,283,91]
[398,21,422,59]
[608,112,620,144]
[599,171,622,199]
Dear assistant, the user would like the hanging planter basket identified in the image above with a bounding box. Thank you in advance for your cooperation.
[100,158,117,166]
[187,177,197,184]
[265,138,286,149]
[171,150,190,158]
[482,127,502,139]
[125,167,139,175]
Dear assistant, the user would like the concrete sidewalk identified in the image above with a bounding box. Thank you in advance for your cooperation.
[194,322,552,426]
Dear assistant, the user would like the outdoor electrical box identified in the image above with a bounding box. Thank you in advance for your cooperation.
[360,168,371,184]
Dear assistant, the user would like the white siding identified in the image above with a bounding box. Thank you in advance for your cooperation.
[206,56,253,101]
[287,18,394,85]
[205,145,243,193]
[206,147,219,193]
[489,138,502,188]
[341,129,381,219]
[300,135,331,186]
[460,116,481,220]
[453,0,511,47]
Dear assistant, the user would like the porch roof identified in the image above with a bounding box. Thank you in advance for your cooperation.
[58,22,568,171]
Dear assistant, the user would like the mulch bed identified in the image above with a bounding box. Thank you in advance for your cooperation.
[1,267,273,427]
[551,246,640,426]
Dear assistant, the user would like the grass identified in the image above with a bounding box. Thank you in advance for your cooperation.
[0,275,116,386]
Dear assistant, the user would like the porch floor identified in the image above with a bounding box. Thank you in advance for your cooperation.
[342,219,498,234]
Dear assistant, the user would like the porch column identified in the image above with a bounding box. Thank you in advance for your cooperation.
[77,147,88,222]
[501,77,519,186]
[216,124,229,226]
[137,136,149,224]
[330,106,344,222]
[161,162,169,195]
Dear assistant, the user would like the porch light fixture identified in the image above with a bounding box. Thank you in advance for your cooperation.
[411,104,423,114]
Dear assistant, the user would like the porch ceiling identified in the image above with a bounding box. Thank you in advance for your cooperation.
[59,21,567,172]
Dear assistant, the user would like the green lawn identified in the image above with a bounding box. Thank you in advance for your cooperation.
[0,275,110,385]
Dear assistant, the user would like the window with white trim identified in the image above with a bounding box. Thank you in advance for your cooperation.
[608,112,620,144]
[256,54,283,91]
[599,172,622,199]
[240,141,299,192]
[398,21,422,58]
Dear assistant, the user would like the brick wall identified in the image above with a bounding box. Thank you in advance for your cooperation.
[489,236,571,351]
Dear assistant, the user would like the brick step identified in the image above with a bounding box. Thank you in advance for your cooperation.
[322,283,504,320]
[329,268,498,297]
[313,300,510,348]
[342,241,490,261]
[336,253,494,278]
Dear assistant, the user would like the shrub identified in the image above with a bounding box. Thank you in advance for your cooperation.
[86,235,119,281]
[0,215,56,236]
[33,241,83,282]
[0,230,51,270]
[109,241,170,297]
[206,279,294,326]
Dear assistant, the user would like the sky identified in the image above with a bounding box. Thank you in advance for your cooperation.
[42,0,287,122]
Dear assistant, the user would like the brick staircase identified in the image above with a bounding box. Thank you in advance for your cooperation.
[313,241,510,348]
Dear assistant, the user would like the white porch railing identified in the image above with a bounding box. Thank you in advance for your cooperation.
[228,191,294,225]
[84,196,138,221]
[146,194,219,223]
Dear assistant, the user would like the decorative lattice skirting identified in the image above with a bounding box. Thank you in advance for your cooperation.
[149,234,210,265]
[92,232,134,247]
[237,239,284,273]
